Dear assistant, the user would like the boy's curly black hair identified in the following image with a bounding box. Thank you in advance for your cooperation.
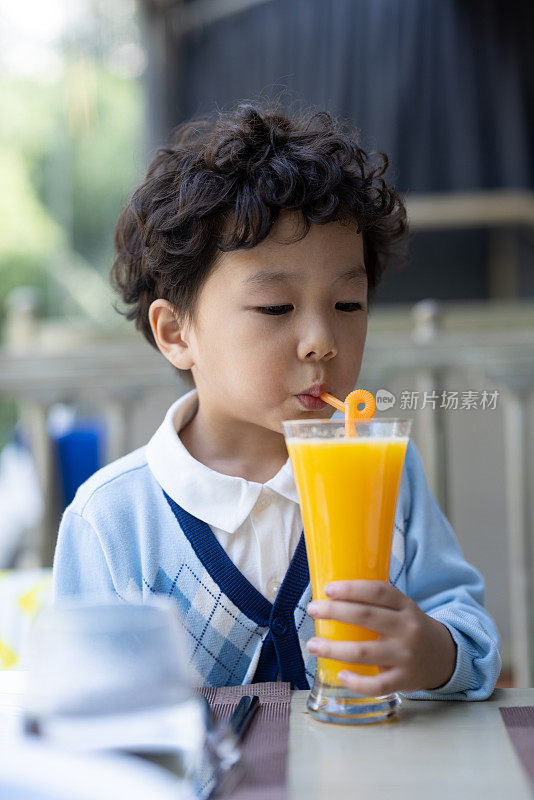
[111,103,407,386]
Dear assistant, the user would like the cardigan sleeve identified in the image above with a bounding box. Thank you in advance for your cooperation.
[399,441,502,701]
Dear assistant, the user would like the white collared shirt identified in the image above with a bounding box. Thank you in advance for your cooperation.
[146,390,303,602]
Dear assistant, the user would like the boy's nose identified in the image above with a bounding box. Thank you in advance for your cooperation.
[303,346,336,361]
[297,333,337,362]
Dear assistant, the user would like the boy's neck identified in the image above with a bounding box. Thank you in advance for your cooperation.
[178,403,289,484]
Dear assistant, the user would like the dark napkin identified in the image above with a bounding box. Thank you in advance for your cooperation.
[500,706,534,790]
[195,682,291,800]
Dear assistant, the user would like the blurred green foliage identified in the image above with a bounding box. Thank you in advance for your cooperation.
[0,23,144,449]
[0,58,143,329]
[68,58,144,271]
[0,398,18,452]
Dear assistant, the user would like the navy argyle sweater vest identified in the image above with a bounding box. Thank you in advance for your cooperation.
[141,491,317,688]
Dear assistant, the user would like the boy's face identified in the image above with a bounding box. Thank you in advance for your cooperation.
[155,211,368,437]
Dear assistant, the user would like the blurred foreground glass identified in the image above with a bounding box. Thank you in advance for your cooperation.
[22,598,208,794]
[283,418,411,724]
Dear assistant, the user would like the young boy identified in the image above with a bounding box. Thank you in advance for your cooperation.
[53,103,501,699]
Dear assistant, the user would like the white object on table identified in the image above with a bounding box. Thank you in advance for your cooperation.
[0,740,195,800]
[0,670,195,799]
[0,670,26,742]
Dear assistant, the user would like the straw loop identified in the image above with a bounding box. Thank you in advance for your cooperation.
[344,389,376,436]
[319,389,376,437]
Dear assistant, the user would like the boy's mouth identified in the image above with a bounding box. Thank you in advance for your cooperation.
[296,394,327,410]
[296,382,329,410]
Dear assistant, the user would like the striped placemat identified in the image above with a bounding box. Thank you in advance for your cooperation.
[196,682,291,800]
[500,706,534,789]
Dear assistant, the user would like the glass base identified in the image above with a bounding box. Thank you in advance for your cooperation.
[307,677,400,724]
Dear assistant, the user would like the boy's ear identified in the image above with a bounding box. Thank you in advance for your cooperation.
[148,300,195,371]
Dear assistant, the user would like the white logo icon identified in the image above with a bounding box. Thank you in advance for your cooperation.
[376,389,396,411]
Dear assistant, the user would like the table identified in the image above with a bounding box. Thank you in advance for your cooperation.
[289,689,532,799]
[1,675,531,799]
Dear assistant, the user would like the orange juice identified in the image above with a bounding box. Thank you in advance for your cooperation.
[286,435,408,685]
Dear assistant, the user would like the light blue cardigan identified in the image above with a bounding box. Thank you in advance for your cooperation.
[53,439,501,699]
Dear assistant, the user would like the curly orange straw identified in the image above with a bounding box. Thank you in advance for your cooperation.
[320,389,376,437]
[319,392,345,412]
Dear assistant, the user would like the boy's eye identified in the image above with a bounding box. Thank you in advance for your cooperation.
[335,302,364,312]
[256,302,364,315]
[257,305,294,315]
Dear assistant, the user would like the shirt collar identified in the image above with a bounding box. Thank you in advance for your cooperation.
[146,389,300,533]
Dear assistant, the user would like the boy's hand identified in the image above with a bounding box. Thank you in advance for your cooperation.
[306,580,457,694]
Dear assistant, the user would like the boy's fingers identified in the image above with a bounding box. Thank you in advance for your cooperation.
[336,666,405,697]
[325,580,405,610]
[307,637,397,666]
[307,599,397,635]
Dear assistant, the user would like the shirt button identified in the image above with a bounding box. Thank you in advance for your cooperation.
[267,578,282,598]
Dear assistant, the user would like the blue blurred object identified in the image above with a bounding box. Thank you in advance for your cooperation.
[53,419,106,508]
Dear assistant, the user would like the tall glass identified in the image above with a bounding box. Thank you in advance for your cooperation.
[283,418,411,724]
